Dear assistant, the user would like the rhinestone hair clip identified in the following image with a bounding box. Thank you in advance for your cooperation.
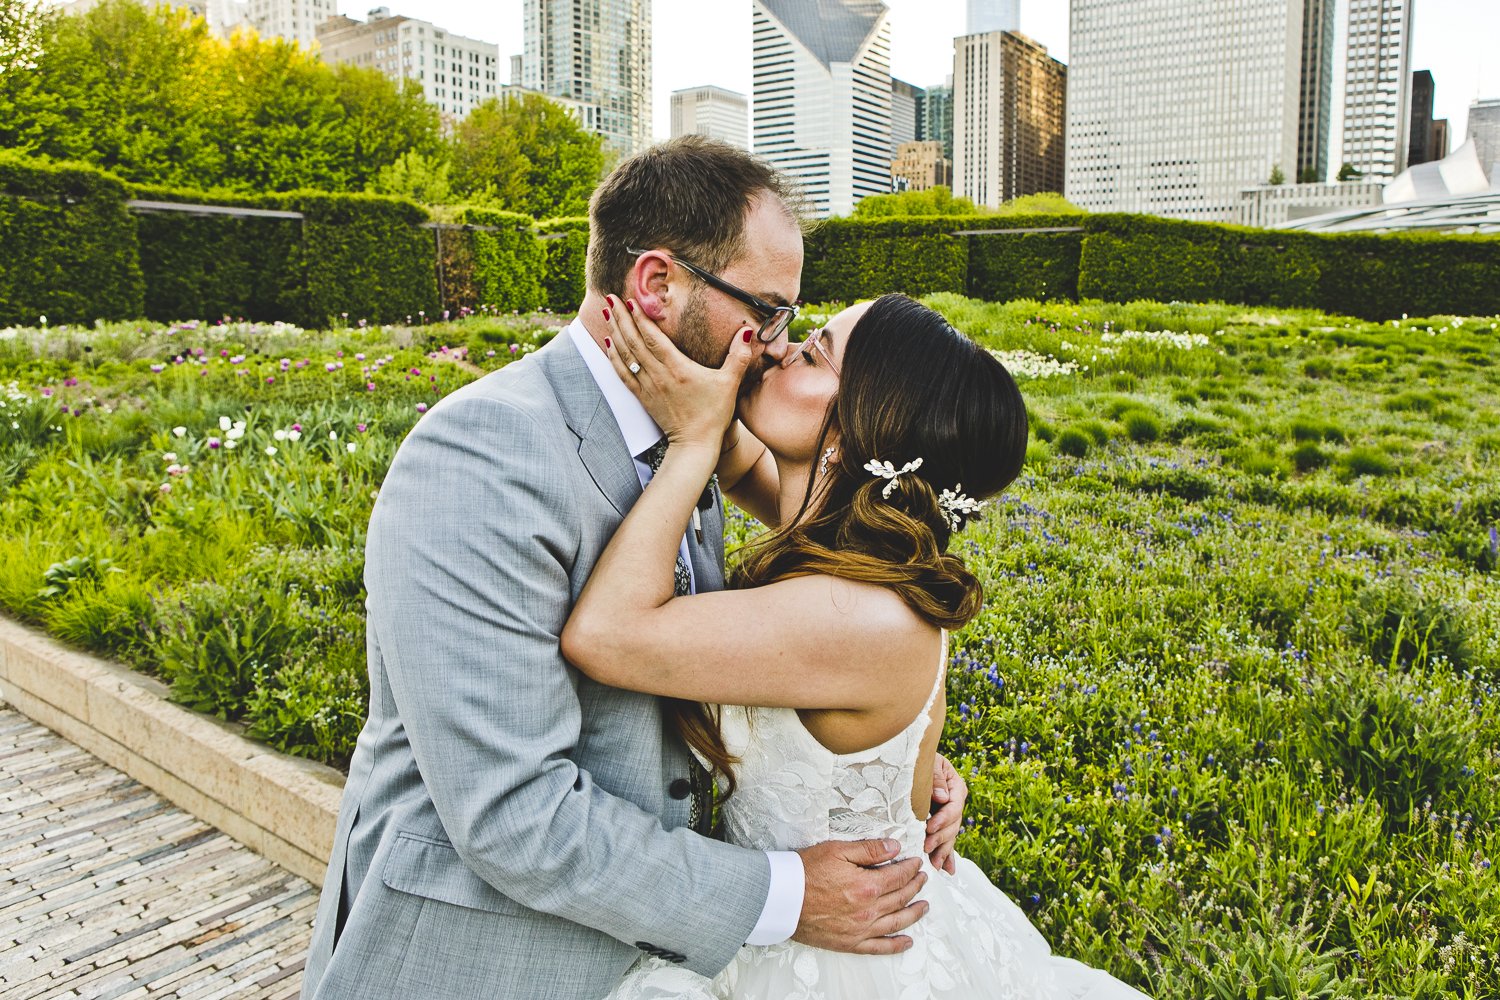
[863,457,923,498]
[937,485,987,531]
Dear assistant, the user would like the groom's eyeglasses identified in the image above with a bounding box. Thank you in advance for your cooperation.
[626,247,798,343]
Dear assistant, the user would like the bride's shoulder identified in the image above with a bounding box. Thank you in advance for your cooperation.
[774,573,938,656]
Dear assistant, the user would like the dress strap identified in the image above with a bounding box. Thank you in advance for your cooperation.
[919,629,948,719]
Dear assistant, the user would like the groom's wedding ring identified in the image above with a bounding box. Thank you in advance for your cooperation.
[627,362,641,374]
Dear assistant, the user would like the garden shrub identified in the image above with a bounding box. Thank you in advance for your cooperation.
[1291,442,1330,472]
[1340,446,1397,478]
[800,217,968,302]
[0,152,143,325]
[1122,410,1162,443]
[539,216,589,313]
[461,207,546,314]
[964,215,1085,303]
[1055,427,1091,457]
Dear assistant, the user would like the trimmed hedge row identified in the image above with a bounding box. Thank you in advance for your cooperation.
[6,151,1499,327]
[798,212,1500,320]
[0,151,144,326]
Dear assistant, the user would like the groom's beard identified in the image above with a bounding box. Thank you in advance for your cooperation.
[674,289,776,394]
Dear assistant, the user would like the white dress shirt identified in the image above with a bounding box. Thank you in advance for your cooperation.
[566,319,805,947]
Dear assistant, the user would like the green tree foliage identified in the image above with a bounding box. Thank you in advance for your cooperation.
[368,149,454,205]
[1269,163,1286,185]
[994,192,1086,215]
[854,187,1084,219]
[852,185,980,218]
[1299,166,1320,183]
[0,0,51,76]
[450,92,605,219]
[1337,162,1363,181]
[0,0,441,193]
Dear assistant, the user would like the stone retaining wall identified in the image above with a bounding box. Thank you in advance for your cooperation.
[0,615,343,885]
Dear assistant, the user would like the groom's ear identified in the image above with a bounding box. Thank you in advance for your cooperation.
[628,250,673,322]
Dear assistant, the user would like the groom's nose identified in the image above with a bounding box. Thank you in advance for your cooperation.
[758,326,790,364]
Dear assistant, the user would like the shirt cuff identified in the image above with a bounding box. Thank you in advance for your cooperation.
[744,851,805,946]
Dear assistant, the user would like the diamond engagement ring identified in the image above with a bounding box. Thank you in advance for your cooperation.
[627,362,641,374]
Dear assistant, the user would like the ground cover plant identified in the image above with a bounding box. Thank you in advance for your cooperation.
[1,298,1496,997]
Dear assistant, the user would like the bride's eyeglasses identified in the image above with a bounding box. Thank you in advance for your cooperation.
[626,247,798,343]
[788,325,840,375]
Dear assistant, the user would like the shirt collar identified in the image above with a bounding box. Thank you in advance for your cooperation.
[566,317,662,458]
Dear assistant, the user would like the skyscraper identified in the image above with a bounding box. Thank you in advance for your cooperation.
[919,80,954,163]
[752,0,892,218]
[1341,0,1414,181]
[671,86,750,151]
[522,0,651,157]
[1067,0,1310,220]
[1407,70,1446,166]
[966,0,1019,35]
[953,30,1065,208]
[1470,98,1500,183]
[244,0,329,46]
[891,79,924,150]
[1297,0,1337,181]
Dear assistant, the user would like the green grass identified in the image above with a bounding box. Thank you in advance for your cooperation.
[4,299,1500,997]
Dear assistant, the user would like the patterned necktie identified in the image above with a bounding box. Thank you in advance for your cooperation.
[639,436,713,835]
[640,437,693,599]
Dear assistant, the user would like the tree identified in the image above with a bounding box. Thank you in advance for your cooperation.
[450,92,605,219]
[1299,166,1320,183]
[852,186,981,218]
[0,0,443,193]
[368,149,454,205]
[0,0,51,76]
[994,192,1086,215]
[1269,164,1286,185]
[1337,162,1363,182]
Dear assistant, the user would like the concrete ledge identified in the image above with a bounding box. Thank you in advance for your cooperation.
[0,614,344,885]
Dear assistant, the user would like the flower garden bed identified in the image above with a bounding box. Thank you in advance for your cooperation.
[2,298,1497,995]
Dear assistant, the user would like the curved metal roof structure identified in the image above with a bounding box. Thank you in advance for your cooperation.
[1276,188,1500,234]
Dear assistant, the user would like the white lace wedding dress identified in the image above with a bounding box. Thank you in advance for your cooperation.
[607,633,1152,1000]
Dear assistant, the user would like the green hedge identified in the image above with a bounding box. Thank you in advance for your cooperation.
[800,217,968,302]
[130,184,303,323]
[461,207,545,314]
[539,216,589,314]
[963,215,1086,303]
[0,152,143,326]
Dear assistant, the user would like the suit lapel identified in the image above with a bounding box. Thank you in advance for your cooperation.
[687,481,727,594]
[536,334,641,518]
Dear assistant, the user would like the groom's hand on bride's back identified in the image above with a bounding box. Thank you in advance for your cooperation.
[792,839,928,954]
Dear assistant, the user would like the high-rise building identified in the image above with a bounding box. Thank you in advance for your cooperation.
[510,54,522,86]
[62,0,250,38]
[1407,70,1450,166]
[1470,98,1500,182]
[954,30,1065,209]
[1297,0,1337,181]
[671,86,750,151]
[892,140,952,192]
[752,0,893,218]
[966,0,1018,35]
[1067,0,1310,221]
[891,79,923,150]
[522,0,651,157]
[1341,0,1414,181]
[919,80,954,163]
[245,0,332,46]
[317,9,500,119]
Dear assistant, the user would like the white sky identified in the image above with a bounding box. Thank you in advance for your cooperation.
[376,0,1494,152]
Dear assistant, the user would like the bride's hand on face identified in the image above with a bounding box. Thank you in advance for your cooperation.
[603,294,756,453]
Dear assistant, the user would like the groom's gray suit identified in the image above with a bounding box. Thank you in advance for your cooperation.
[302,331,772,999]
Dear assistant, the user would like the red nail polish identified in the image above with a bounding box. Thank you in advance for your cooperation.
[604,337,611,350]
[742,328,753,343]
[603,307,611,321]
[625,300,635,313]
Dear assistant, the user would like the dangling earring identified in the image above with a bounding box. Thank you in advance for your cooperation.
[818,446,837,476]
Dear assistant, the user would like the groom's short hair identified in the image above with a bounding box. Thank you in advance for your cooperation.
[587,135,801,296]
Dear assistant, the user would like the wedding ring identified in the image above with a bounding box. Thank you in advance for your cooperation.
[627,362,641,374]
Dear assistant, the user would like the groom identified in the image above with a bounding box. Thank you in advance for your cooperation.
[302,137,963,999]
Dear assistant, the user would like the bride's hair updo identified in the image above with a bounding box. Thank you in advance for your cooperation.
[673,293,1030,791]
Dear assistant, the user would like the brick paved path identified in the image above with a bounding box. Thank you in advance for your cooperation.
[0,708,317,999]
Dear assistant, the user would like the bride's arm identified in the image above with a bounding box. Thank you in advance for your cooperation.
[561,299,924,710]
[716,420,781,527]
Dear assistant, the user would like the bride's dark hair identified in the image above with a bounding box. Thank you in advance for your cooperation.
[669,293,1029,793]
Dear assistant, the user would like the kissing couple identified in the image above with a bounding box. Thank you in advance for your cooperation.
[302,137,1150,999]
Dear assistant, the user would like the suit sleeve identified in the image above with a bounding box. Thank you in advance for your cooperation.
[364,393,771,976]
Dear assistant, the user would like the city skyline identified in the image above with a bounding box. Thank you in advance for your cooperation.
[300,0,1492,152]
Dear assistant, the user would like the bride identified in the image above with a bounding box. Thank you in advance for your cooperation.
[561,293,1150,999]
